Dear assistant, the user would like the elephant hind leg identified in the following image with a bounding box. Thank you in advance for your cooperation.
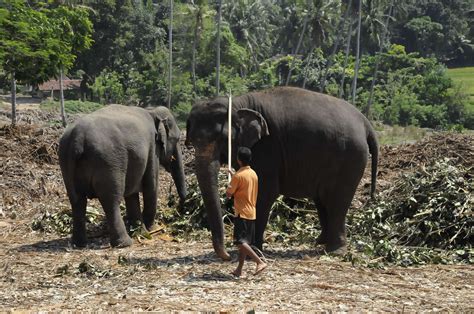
[319,186,357,254]
[313,197,328,245]
[124,193,142,231]
[94,172,132,248]
[71,194,88,248]
[98,193,133,248]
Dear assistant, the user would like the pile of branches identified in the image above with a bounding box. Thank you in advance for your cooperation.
[346,158,473,266]
[0,123,62,165]
[379,133,473,173]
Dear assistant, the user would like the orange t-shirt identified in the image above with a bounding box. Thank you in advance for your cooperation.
[226,166,258,220]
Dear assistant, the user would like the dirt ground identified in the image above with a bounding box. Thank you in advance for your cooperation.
[1,109,473,311]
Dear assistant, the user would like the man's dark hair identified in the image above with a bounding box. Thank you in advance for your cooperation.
[237,147,252,165]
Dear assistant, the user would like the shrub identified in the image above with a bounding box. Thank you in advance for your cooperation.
[90,70,125,104]
[40,100,103,114]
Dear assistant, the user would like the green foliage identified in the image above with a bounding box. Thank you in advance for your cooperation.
[266,196,319,244]
[347,45,472,129]
[405,16,444,57]
[32,207,103,235]
[247,58,280,90]
[3,0,473,130]
[158,172,233,239]
[90,70,125,104]
[0,0,93,84]
[392,0,473,63]
[40,99,103,114]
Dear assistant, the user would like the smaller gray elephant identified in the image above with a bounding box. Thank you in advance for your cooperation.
[59,104,187,248]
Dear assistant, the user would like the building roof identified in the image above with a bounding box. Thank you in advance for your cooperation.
[38,77,81,91]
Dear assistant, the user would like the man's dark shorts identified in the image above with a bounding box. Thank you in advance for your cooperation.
[233,217,255,245]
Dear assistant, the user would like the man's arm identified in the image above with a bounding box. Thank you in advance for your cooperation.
[226,174,239,198]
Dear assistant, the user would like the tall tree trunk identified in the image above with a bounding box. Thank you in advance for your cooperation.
[320,0,352,92]
[168,0,173,108]
[215,0,222,96]
[191,5,201,93]
[339,19,353,99]
[59,66,67,127]
[351,0,362,105]
[11,72,16,126]
[365,2,394,119]
[285,13,309,86]
[302,45,315,89]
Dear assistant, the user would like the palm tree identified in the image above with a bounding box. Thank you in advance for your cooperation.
[319,0,352,92]
[285,10,309,85]
[351,0,362,105]
[191,1,205,91]
[338,17,354,99]
[168,0,173,108]
[364,0,394,118]
[360,0,388,53]
[223,0,279,72]
[215,0,222,96]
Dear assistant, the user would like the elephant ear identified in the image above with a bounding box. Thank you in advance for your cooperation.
[236,108,270,148]
[155,118,169,157]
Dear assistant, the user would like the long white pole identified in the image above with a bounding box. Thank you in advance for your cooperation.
[228,90,232,183]
[168,0,173,108]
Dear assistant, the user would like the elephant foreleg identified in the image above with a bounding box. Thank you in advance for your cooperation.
[125,193,142,230]
[142,167,158,231]
[71,195,88,247]
[254,182,279,251]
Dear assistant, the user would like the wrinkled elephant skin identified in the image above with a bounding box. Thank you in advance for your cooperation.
[186,87,378,259]
[59,105,187,248]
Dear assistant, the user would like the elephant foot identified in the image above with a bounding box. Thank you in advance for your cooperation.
[325,243,347,256]
[111,235,133,248]
[145,223,161,233]
[72,236,87,248]
[212,242,231,261]
[144,221,156,233]
[315,234,327,245]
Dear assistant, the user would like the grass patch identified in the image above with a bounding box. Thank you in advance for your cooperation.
[447,67,474,100]
[376,125,429,145]
[40,100,104,114]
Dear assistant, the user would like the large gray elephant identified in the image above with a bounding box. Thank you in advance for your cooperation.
[185,87,378,260]
[59,104,187,248]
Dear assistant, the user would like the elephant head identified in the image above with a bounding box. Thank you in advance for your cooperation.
[147,107,187,203]
[185,98,269,260]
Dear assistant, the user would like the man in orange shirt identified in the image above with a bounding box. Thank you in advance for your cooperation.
[226,147,267,277]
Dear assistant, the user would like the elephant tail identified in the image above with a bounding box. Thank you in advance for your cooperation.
[59,128,85,200]
[367,127,379,199]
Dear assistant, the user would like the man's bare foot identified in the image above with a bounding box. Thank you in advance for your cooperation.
[254,262,267,275]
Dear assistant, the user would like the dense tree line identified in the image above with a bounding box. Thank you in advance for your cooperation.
[1,0,473,128]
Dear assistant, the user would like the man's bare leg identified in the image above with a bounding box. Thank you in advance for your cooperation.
[232,248,246,277]
[233,243,267,277]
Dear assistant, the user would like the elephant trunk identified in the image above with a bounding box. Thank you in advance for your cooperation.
[195,144,231,261]
[170,144,187,203]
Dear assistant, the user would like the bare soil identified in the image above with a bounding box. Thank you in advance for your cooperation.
[1,109,473,311]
